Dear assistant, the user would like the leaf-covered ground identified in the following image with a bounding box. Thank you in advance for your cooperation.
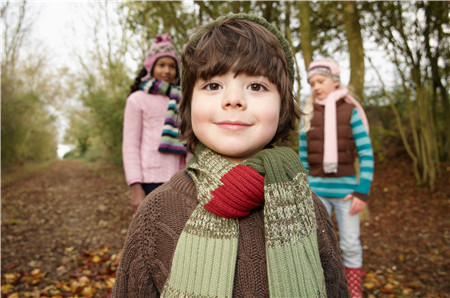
[1,158,449,297]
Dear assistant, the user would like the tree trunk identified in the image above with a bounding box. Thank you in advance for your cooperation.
[342,1,365,101]
[262,1,274,22]
[369,57,421,183]
[423,1,449,161]
[298,1,313,69]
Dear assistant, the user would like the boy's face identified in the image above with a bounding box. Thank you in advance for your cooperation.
[191,72,281,163]
[152,57,177,83]
[308,74,339,100]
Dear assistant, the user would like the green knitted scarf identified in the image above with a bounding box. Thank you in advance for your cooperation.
[161,144,326,297]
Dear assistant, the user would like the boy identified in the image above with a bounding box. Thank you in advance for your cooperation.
[113,14,349,297]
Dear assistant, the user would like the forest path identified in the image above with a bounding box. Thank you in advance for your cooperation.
[1,158,449,296]
[1,160,131,275]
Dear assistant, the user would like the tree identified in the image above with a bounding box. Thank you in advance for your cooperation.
[66,1,132,165]
[298,1,313,69]
[342,1,365,100]
[1,1,58,168]
[365,1,446,189]
[293,1,366,101]
[421,1,449,161]
[120,1,197,61]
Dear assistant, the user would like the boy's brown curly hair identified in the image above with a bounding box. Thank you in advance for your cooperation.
[179,14,301,153]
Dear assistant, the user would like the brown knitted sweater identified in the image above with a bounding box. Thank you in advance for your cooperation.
[113,170,349,297]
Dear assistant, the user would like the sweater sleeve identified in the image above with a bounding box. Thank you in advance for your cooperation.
[312,192,350,297]
[350,108,374,197]
[299,130,310,171]
[112,205,159,297]
[122,94,144,185]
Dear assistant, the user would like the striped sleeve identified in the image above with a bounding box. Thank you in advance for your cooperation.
[350,108,374,195]
[299,130,309,171]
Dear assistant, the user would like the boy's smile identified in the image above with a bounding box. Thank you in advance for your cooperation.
[191,72,281,163]
[214,120,252,131]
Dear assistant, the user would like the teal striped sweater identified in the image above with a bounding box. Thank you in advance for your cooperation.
[299,108,374,199]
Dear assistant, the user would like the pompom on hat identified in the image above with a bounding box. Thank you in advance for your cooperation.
[142,33,180,82]
[307,58,340,82]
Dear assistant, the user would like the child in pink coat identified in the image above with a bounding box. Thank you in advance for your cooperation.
[122,34,186,213]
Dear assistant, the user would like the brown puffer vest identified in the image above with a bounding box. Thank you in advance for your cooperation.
[307,98,356,177]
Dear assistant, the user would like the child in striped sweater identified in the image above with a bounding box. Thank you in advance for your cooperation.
[299,58,374,297]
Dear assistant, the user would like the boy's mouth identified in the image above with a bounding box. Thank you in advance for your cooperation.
[215,120,252,131]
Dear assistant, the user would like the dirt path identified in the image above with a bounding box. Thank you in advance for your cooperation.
[1,160,131,275]
[1,158,449,296]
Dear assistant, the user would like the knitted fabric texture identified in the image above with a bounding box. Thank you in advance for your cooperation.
[111,170,350,296]
[346,267,363,298]
[141,78,186,156]
[186,13,295,83]
[205,164,265,218]
[161,143,326,297]
[142,34,180,83]
[307,58,340,82]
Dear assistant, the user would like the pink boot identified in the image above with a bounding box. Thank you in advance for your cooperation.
[345,267,363,298]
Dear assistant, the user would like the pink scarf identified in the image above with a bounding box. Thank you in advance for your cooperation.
[315,87,369,174]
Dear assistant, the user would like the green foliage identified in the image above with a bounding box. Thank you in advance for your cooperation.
[69,1,294,166]
[1,80,58,167]
[120,1,289,59]
[1,1,58,169]
[63,108,93,159]
[69,53,130,165]
[62,2,133,165]
[362,1,447,188]
[79,73,127,165]
[120,1,197,61]
[65,0,447,187]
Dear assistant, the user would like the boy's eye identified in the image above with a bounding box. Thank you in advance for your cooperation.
[205,83,221,91]
[248,83,266,92]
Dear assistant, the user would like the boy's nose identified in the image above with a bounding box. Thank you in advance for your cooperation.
[222,88,246,110]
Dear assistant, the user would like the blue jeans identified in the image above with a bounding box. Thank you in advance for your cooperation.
[319,196,362,268]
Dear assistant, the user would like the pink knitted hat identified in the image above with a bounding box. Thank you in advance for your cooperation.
[142,33,180,80]
[307,58,340,82]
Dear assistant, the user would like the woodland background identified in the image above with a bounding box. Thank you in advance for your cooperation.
[1,1,449,296]
[2,0,449,189]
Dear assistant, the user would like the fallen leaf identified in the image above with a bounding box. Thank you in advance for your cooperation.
[3,273,20,284]
[92,255,101,263]
[81,285,96,296]
[1,284,13,294]
[65,247,75,252]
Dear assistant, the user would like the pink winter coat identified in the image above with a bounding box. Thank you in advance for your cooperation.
[122,91,186,186]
